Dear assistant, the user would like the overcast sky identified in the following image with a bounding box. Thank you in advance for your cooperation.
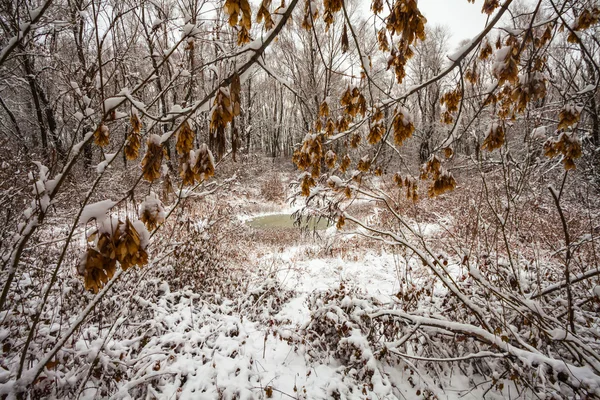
[418,0,490,50]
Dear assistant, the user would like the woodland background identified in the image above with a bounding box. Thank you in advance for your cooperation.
[0,0,600,398]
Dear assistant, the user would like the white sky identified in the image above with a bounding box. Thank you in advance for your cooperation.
[418,0,491,50]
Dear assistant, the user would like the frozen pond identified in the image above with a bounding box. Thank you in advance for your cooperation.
[246,213,331,230]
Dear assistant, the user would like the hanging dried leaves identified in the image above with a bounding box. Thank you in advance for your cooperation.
[141,134,164,182]
[387,44,413,84]
[224,0,252,44]
[339,154,351,173]
[301,0,318,30]
[325,118,335,137]
[340,87,367,118]
[257,0,274,30]
[386,0,426,45]
[341,24,349,53]
[176,121,195,155]
[116,218,149,271]
[392,106,415,147]
[511,72,546,113]
[393,173,418,202]
[372,0,383,15]
[124,130,141,160]
[440,88,462,124]
[357,155,371,172]
[79,248,116,293]
[293,133,323,181]
[481,0,500,15]
[479,40,493,60]
[544,132,582,170]
[300,173,316,196]
[130,114,142,133]
[94,122,110,147]
[367,123,385,145]
[493,46,519,86]
[210,88,233,160]
[568,6,599,42]
[79,218,149,293]
[139,192,166,231]
[192,144,216,181]
[481,122,505,152]
[336,214,345,229]
[323,0,343,29]
[420,155,456,198]
[325,150,337,169]
[557,105,581,130]
[319,100,330,118]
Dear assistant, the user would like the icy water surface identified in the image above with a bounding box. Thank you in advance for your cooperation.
[246,213,331,230]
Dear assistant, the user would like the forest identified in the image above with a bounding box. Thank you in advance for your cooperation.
[0,0,599,398]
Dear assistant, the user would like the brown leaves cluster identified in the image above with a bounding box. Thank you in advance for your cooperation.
[387,42,413,84]
[210,74,241,160]
[357,155,371,172]
[94,122,110,147]
[125,114,142,160]
[139,192,166,231]
[224,0,252,45]
[180,144,215,186]
[340,87,367,118]
[372,0,383,14]
[339,154,351,173]
[481,0,500,15]
[493,46,519,86]
[257,0,274,31]
[141,135,165,182]
[293,133,322,176]
[294,132,326,197]
[568,7,600,42]
[440,88,462,125]
[479,40,493,60]
[176,121,195,155]
[558,104,581,130]
[79,218,148,293]
[393,173,418,202]
[392,106,415,147]
[386,0,426,45]
[420,155,456,198]
[371,1,426,84]
[367,123,385,145]
[192,144,216,182]
[325,149,337,169]
[316,99,337,137]
[377,29,389,52]
[302,0,318,30]
[481,122,505,152]
[323,0,343,29]
[366,105,386,144]
[544,132,582,170]
[511,72,546,113]
[210,88,233,159]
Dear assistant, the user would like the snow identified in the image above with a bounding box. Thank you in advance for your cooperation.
[132,220,150,249]
[80,200,117,224]
[148,133,162,145]
[96,153,117,173]
[448,39,474,61]
[532,126,547,140]
[103,96,125,112]
[151,19,163,29]
[139,192,166,225]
